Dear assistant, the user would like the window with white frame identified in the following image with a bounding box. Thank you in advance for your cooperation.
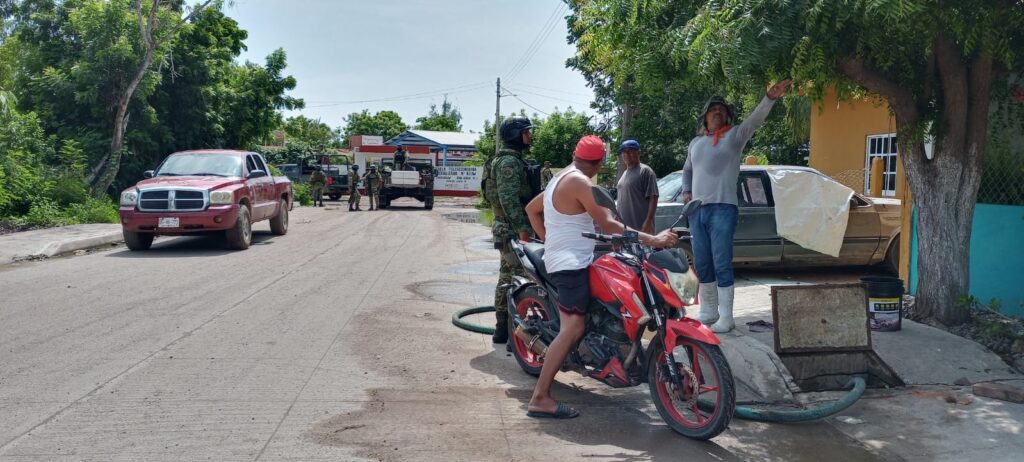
[865,134,898,197]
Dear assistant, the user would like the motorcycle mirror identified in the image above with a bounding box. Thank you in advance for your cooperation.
[591,186,621,220]
[668,199,703,229]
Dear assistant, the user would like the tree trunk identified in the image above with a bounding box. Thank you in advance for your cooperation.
[88,0,160,195]
[900,141,981,326]
[616,103,634,182]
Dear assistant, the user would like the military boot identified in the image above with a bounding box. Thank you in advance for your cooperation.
[492,311,509,344]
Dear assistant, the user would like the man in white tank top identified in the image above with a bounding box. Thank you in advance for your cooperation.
[521,135,678,419]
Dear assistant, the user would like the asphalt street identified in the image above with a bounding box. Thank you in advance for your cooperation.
[0,199,887,461]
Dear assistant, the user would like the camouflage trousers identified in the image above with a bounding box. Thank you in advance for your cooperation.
[494,239,522,322]
[310,185,324,204]
[348,188,361,207]
[366,186,379,209]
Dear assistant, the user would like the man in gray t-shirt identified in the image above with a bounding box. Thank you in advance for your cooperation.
[615,140,659,233]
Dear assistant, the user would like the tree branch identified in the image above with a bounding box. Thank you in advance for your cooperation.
[934,32,968,149]
[836,55,919,122]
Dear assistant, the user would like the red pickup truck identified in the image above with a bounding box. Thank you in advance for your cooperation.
[118,150,292,251]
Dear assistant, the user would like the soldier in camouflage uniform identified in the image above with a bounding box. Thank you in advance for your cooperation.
[348,164,361,211]
[309,167,327,207]
[481,116,536,344]
[363,164,382,211]
[540,161,554,189]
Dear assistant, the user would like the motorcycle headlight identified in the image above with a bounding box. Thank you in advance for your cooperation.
[209,190,234,204]
[667,269,699,305]
[120,190,138,206]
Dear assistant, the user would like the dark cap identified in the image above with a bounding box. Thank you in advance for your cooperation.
[617,140,641,152]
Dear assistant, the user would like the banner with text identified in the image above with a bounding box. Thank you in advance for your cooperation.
[435,166,483,195]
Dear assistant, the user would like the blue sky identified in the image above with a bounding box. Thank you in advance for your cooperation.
[225,0,595,133]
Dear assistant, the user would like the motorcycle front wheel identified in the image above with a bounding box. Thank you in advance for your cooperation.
[648,336,735,440]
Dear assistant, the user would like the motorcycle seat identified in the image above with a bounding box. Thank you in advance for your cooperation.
[522,242,550,282]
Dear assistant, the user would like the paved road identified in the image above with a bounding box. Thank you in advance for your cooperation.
[0,200,887,461]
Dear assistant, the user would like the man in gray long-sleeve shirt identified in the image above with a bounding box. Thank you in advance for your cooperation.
[682,80,792,333]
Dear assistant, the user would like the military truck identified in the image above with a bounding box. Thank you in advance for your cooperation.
[378,162,434,210]
[277,154,351,200]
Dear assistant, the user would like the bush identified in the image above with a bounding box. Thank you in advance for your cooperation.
[24,199,72,228]
[292,182,313,206]
[65,197,119,224]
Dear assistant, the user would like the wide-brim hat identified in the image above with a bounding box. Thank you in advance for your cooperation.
[699,95,735,128]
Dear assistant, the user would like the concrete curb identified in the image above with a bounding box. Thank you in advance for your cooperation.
[35,231,124,257]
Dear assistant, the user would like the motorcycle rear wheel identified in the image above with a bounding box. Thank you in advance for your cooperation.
[510,286,551,377]
[648,336,735,440]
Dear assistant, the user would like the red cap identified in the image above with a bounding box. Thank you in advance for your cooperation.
[574,135,606,161]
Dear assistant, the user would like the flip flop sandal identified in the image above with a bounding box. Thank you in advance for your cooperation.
[527,402,580,419]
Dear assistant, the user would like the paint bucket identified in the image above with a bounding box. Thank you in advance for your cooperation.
[861,276,904,331]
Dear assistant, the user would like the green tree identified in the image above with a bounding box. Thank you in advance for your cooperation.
[414,97,462,132]
[281,115,336,148]
[341,109,408,145]
[529,108,593,168]
[683,0,1024,325]
[565,0,810,176]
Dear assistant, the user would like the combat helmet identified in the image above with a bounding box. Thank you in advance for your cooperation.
[499,116,534,150]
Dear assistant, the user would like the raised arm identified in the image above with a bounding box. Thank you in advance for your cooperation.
[733,79,792,145]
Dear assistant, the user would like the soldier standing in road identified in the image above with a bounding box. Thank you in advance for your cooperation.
[363,164,382,211]
[481,116,536,344]
[348,164,361,211]
[540,161,554,189]
[309,167,327,207]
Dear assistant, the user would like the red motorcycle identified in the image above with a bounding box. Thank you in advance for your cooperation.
[506,187,735,440]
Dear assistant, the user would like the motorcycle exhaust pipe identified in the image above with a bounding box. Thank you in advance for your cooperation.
[512,318,549,357]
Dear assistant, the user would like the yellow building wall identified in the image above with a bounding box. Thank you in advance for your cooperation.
[809,87,906,197]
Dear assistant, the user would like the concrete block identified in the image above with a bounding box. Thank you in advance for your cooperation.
[972,381,1024,403]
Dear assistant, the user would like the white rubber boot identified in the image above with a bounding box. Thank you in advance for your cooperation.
[695,282,719,325]
[711,285,735,333]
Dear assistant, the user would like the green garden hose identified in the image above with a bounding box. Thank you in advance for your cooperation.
[452,305,497,334]
[451,305,866,423]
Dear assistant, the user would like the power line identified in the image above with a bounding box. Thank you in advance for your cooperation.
[504,2,567,82]
[513,82,593,98]
[507,87,589,106]
[304,81,491,107]
[505,91,549,116]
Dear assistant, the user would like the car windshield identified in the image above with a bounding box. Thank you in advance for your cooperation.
[156,154,242,177]
[657,172,683,202]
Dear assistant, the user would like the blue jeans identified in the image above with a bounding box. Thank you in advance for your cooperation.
[689,204,738,288]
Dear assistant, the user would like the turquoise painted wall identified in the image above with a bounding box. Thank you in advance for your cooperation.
[909,204,1024,318]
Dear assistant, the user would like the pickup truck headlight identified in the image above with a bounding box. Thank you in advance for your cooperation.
[209,190,234,204]
[120,190,138,206]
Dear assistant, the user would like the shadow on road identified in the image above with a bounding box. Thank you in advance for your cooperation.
[104,231,279,258]
[467,351,741,462]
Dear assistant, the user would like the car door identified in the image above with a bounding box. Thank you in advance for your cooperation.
[244,154,270,220]
[733,171,782,263]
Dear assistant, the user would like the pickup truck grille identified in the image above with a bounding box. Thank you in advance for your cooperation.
[138,189,208,212]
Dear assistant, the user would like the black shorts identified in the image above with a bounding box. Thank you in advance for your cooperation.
[549,268,590,316]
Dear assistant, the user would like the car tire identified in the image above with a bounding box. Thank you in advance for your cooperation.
[269,199,288,235]
[225,205,252,250]
[123,230,153,251]
[328,193,340,201]
[883,235,900,274]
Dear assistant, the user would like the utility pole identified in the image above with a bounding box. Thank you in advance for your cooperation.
[495,77,502,156]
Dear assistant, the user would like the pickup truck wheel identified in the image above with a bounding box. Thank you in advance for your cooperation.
[269,199,288,235]
[123,230,153,251]
[328,193,340,201]
[225,205,252,250]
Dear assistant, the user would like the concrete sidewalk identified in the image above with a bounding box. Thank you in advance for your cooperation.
[0,223,123,265]
[724,273,1024,461]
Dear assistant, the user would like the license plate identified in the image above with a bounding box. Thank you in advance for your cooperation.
[158,217,179,228]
